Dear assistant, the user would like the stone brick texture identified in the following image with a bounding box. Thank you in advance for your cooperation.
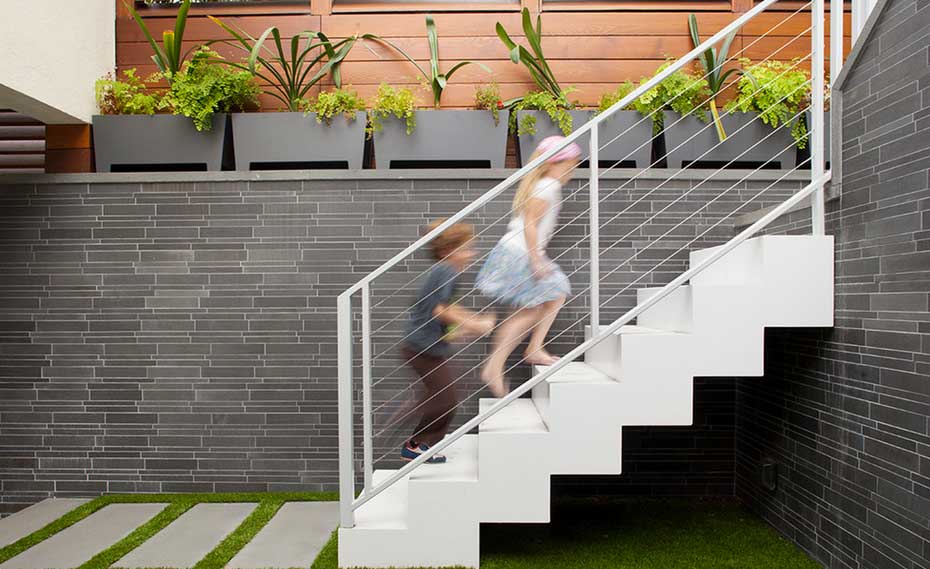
[736,2,930,568]
[0,169,801,515]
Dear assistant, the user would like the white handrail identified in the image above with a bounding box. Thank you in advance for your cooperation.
[351,172,831,514]
[336,0,782,300]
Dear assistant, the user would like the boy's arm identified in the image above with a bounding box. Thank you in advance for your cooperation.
[433,304,495,336]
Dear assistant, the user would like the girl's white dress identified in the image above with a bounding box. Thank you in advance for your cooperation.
[476,176,571,307]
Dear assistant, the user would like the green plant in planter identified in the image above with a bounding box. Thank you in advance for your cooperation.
[163,47,261,131]
[496,8,566,105]
[688,14,740,142]
[95,69,164,115]
[368,84,417,137]
[208,16,373,112]
[475,83,505,126]
[303,88,366,125]
[373,15,490,108]
[637,62,711,134]
[596,81,650,116]
[725,58,811,149]
[509,89,578,136]
[126,0,193,81]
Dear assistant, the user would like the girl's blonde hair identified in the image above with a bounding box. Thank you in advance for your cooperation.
[512,149,553,213]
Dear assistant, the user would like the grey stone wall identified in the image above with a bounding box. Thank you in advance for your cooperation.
[736,2,930,568]
[0,169,804,515]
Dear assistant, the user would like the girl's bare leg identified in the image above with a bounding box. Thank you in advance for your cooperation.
[523,295,566,365]
[480,306,541,397]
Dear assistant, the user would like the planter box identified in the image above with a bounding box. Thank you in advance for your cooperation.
[661,111,796,169]
[516,110,592,167]
[93,114,227,172]
[373,110,508,168]
[517,110,652,168]
[232,111,366,170]
[797,111,831,168]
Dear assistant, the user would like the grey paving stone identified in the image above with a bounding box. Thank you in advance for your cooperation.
[0,498,91,548]
[226,502,339,569]
[112,503,257,569]
[0,503,166,569]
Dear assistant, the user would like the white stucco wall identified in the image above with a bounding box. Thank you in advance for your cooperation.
[0,0,115,124]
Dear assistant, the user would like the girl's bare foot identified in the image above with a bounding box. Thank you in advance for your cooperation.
[523,350,560,366]
[480,368,509,398]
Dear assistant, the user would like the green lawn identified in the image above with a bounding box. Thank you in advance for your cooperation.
[314,497,820,569]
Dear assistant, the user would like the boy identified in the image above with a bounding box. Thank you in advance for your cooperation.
[401,220,496,464]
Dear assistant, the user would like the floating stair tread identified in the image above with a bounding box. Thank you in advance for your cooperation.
[409,434,478,484]
[479,398,547,435]
[535,362,616,384]
[354,470,408,530]
[613,324,689,336]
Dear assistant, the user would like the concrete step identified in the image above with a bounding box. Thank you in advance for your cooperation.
[226,502,339,569]
[0,499,90,549]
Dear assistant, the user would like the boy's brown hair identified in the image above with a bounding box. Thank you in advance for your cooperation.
[427,219,475,260]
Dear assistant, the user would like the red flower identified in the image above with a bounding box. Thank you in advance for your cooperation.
[496,100,504,109]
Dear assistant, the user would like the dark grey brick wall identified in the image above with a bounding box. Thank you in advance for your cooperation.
[736,2,930,568]
[0,170,802,515]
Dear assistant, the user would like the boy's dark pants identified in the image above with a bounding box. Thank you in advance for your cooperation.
[402,346,458,446]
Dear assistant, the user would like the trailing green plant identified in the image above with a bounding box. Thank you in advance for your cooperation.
[636,62,711,134]
[303,88,366,125]
[209,16,375,112]
[95,69,163,115]
[725,58,811,149]
[126,0,193,81]
[596,81,650,116]
[164,47,261,131]
[368,84,417,137]
[509,88,577,136]
[371,15,490,108]
[688,13,740,142]
[496,8,566,104]
[475,83,505,125]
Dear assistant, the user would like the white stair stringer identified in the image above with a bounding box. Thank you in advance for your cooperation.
[338,235,834,568]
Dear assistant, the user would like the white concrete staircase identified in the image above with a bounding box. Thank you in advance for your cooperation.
[338,234,834,568]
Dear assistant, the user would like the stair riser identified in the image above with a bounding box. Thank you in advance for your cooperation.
[478,431,551,523]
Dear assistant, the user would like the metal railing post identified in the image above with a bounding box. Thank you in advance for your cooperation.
[589,123,600,332]
[811,0,826,235]
[337,292,355,528]
[361,283,373,495]
[830,0,844,84]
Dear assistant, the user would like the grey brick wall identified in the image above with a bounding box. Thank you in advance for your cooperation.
[0,169,803,515]
[736,1,930,568]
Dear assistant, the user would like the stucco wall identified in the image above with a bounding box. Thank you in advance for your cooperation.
[0,0,115,124]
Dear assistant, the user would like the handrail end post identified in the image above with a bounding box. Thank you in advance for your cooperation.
[337,292,356,529]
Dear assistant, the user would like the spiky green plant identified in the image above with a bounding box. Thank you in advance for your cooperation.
[496,8,564,105]
[688,13,740,142]
[208,16,377,112]
[371,15,490,108]
[126,0,193,81]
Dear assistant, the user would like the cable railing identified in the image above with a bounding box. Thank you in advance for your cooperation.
[338,0,836,529]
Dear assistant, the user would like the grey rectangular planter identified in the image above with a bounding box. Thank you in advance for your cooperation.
[93,114,227,172]
[516,110,592,167]
[231,111,366,170]
[661,111,796,169]
[798,111,831,168]
[597,110,655,169]
[373,110,508,168]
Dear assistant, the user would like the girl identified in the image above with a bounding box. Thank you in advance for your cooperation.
[476,135,581,397]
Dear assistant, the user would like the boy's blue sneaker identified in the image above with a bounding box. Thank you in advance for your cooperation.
[400,441,447,464]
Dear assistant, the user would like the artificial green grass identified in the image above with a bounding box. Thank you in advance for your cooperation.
[0,492,338,569]
[192,500,284,569]
[312,497,820,569]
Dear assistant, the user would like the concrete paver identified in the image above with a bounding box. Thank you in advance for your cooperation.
[112,502,257,569]
[227,502,339,569]
[0,503,166,569]
[0,499,91,548]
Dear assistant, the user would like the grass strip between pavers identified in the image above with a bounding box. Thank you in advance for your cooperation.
[76,502,193,569]
[0,492,338,568]
[192,499,284,569]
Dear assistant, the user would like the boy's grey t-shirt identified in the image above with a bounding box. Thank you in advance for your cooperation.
[405,262,460,358]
